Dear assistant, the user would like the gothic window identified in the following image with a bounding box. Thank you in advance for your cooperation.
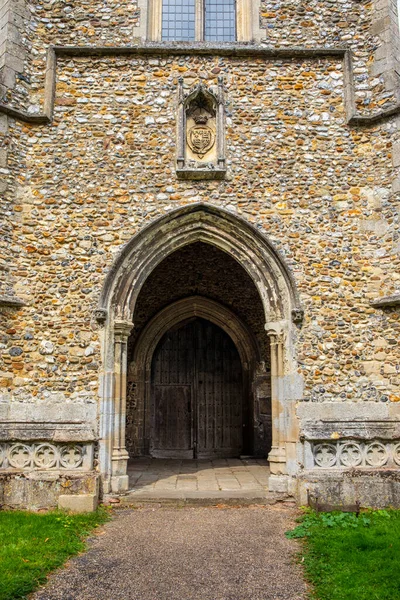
[146,0,260,43]
[161,0,236,42]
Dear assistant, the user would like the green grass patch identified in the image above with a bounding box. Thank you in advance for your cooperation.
[0,507,110,600]
[286,509,400,600]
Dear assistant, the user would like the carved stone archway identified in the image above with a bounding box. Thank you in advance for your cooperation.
[96,204,303,494]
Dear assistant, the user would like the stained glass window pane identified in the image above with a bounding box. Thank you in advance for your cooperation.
[162,0,196,41]
[205,0,236,42]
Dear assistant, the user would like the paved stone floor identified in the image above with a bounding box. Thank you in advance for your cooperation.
[126,458,271,500]
[33,506,307,600]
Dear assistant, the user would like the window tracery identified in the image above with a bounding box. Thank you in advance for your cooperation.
[144,0,262,42]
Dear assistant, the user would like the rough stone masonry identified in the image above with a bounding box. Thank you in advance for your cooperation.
[0,0,399,510]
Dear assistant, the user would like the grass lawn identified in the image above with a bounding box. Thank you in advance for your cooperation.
[286,509,400,600]
[0,507,110,600]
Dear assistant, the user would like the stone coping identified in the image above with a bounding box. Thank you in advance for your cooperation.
[105,490,291,507]
[176,167,227,180]
[55,42,346,58]
[301,419,400,441]
[0,422,96,442]
[0,296,25,309]
[371,293,400,308]
[300,468,400,479]
[0,44,399,127]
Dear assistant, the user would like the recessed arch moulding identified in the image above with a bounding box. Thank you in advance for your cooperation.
[96,204,304,494]
[130,295,261,460]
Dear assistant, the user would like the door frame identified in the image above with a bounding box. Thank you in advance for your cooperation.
[129,297,260,460]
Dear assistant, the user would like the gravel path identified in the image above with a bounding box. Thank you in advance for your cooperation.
[32,505,307,600]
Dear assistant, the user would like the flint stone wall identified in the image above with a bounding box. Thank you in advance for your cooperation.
[2,53,399,406]
[0,0,399,507]
[1,0,398,114]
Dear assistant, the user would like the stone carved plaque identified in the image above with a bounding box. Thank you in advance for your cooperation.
[34,444,58,468]
[176,79,226,180]
[394,443,400,466]
[187,117,216,159]
[314,443,337,468]
[311,440,399,469]
[0,442,90,471]
[8,444,31,468]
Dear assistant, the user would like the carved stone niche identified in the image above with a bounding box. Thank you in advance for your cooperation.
[176,78,226,180]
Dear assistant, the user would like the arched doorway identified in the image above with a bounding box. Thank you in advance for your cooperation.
[127,296,262,463]
[96,204,303,494]
[151,318,245,459]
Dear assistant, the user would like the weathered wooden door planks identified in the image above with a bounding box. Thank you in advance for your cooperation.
[151,318,244,458]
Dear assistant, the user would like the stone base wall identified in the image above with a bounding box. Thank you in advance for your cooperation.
[0,470,99,510]
[298,470,400,509]
[0,421,99,509]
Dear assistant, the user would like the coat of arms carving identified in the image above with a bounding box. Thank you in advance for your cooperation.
[187,114,216,158]
[176,78,226,180]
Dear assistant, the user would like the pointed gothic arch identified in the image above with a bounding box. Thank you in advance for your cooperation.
[98,203,301,324]
[97,204,303,494]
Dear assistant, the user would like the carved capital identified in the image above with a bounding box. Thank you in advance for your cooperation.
[265,322,285,343]
[114,320,133,342]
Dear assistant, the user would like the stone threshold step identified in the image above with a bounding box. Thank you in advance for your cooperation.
[104,490,294,508]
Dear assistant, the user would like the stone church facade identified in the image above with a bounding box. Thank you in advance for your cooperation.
[0,0,399,510]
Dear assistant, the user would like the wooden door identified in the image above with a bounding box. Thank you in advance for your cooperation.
[151,318,244,459]
[196,320,243,458]
[150,321,194,458]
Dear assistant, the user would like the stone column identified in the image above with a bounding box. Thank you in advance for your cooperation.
[195,0,204,41]
[177,78,185,169]
[111,320,133,493]
[237,0,252,42]
[217,77,226,170]
[146,0,162,41]
[266,328,287,476]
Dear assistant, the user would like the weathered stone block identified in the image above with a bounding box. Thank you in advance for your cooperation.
[1,64,15,88]
[392,142,400,168]
[298,470,400,509]
[58,493,98,513]
[268,475,289,493]
[0,472,99,510]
